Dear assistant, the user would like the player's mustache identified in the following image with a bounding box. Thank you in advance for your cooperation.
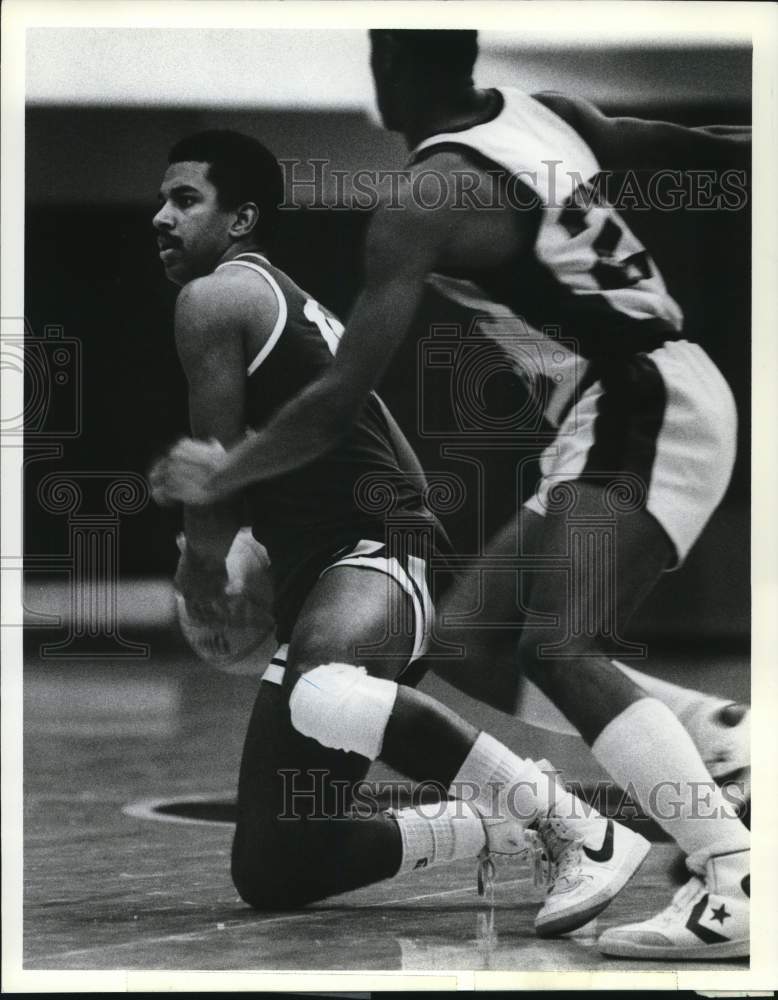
[157,234,183,250]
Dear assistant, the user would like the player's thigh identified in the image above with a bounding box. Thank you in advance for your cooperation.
[423,508,546,711]
[519,480,673,670]
[436,506,546,631]
[287,565,416,680]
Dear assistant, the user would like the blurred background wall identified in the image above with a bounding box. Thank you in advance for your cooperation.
[23,29,750,646]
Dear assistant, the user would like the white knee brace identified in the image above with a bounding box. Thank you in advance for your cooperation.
[289,663,398,760]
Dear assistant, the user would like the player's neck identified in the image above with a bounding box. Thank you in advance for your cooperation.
[404,87,497,147]
[218,241,266,268]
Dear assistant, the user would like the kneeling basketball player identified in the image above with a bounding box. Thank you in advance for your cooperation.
[149,129,649,935]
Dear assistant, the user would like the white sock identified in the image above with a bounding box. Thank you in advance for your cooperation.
[612,661,731,726]
[518,661,729,738]
[450,732,597,826]
[390,800,486,875]
[592,698,750,859]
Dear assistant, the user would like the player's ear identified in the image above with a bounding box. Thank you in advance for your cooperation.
[231,202,259,239]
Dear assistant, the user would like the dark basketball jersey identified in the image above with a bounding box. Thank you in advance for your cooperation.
[215,252,432,599]
[409,88,687,428]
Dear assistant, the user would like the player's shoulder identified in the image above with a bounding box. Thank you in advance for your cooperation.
[175,271,237,321]
[409,147,475,176]
[369,151,471,246]
[532,90,609,138]
[176,262,279,330]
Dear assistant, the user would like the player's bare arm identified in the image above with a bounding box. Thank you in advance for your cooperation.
[534,91,750,171]
[155,271,263,610]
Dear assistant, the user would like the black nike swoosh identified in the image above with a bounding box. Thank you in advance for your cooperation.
[582,819,615,862]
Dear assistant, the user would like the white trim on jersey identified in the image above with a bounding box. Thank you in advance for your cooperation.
[216,255,288,375]
[413,87,599,205]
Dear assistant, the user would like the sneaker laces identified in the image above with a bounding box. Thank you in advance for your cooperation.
[534,814,589,893]
[524,828,549,888]
[653,875,705,927]
[476,848,497,905]
[475,829,545,903]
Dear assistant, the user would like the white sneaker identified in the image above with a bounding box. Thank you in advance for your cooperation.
[683,701,750,810]
[533,812,651,938]
[598,848,749,960]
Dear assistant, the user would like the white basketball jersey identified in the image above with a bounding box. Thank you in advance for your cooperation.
[410,88,684,426]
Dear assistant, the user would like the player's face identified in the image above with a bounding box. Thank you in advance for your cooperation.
[153,162,236,286]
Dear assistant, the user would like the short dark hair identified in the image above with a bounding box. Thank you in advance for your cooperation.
[168,129,284,239]
[370,29,479,83]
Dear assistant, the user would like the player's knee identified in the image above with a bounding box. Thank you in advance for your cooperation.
[231,820,310,910]
[232,818,344,911]
[231,851,286,910]
[288,662,398,760]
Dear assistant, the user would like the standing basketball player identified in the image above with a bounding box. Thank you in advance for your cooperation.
[152,35,751,959]
[150,129,651,934]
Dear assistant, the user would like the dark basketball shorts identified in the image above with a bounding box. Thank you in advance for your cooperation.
[261,515,454,687]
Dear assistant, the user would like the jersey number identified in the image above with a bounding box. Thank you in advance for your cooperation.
[559,187,652,291]
[304,299,344,356]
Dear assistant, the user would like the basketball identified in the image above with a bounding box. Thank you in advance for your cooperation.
[175,527,276,672]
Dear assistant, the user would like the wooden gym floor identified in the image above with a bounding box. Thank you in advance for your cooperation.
[21,644,750,973]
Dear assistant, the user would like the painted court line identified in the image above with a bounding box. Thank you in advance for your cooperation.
[32,877,530,963]
[370,876,528,908]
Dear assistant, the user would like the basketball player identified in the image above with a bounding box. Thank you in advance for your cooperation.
[150,129,652,935]
[152,35,751,959]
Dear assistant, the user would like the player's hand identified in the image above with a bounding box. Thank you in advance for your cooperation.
[174,542,229,626]
[150,437,228,506]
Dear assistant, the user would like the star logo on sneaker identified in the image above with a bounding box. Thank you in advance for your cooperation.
[686,893,729,944]
[710,903,731,925]
[582,819,614,863]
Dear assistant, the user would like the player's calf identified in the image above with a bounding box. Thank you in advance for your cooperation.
[289,663,650,934]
